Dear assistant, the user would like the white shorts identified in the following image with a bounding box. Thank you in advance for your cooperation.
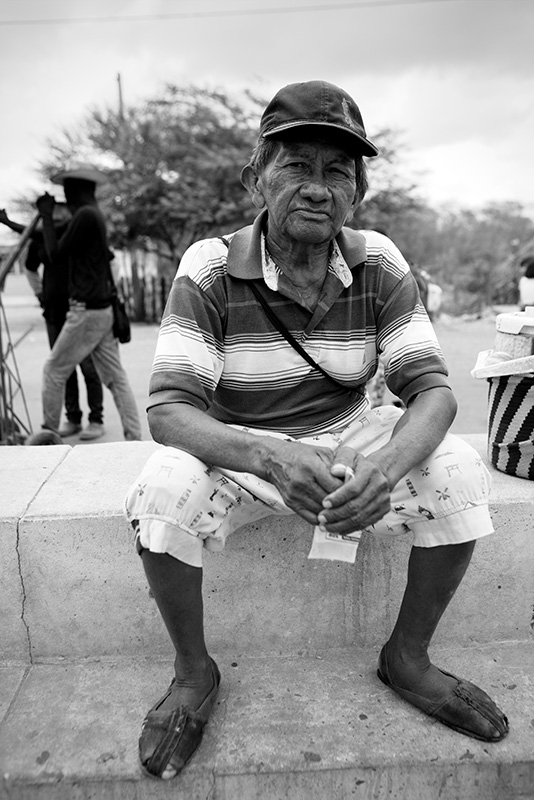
[124,406,494,567]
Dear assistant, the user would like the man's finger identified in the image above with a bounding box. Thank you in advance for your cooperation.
[330,445,357,475]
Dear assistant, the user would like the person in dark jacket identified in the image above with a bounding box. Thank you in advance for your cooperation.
[0,205,105,439]
[36,163,141,441]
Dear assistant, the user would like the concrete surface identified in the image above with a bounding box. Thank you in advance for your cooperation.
[1,274,155,445]
[1,279,533,798]
[1,435,530,666]
[1,642,533,799]
[0,446,70,664]
[0,435,532,665]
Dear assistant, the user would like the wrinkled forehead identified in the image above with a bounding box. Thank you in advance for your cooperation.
[271,126,355,162]
[277,134,355,160]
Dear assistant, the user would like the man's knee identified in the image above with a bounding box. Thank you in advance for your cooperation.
[132,517,206,569]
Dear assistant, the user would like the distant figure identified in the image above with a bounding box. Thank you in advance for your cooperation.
[0,206,105,440]
[36,162,142,441]
[410,264,430,310]
[410,264,443,321]
[518,256,534,311]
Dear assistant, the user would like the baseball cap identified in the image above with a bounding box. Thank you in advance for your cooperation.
[259,80,378,158]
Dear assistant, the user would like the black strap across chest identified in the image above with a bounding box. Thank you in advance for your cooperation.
[220,237,364,395]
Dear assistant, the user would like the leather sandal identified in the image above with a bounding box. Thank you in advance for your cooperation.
[139,657,221,779]
[377,644,509,742]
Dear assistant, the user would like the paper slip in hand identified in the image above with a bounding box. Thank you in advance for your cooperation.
[308,463,361,562]
[308,525,361,563]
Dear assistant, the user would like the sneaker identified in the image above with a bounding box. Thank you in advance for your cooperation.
[58,421,82,437]
[79,422,105,441]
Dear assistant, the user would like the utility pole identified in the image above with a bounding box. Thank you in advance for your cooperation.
[117,72,124,122]
[115,72,142,321]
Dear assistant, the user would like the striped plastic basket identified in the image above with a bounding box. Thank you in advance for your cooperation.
[487,374,534,480]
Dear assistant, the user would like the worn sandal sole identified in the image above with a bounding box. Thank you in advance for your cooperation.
[139,657,221,779]
[377,645,508,742]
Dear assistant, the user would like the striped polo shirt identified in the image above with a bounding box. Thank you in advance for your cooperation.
[148,211,451,437]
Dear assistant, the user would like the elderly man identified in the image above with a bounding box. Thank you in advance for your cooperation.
[125,80,508,780]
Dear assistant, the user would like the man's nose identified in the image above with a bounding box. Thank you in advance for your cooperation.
[301,178,330,201]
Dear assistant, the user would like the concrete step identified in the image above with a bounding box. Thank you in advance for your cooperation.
[1,641,533,800]
[2,436,534,663]
[2,444,71,663]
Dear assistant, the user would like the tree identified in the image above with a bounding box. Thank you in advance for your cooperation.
[32,85,268,318]
[352,128,425,243]
[38,103,426,260]
[38,85,267,262]
[427,202,534,312]
[22,85,534,317]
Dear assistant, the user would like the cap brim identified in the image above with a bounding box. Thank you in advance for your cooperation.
[51,169,108,185]
[264,121,379,157]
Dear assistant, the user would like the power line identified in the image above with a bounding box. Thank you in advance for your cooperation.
[0,0,464,28]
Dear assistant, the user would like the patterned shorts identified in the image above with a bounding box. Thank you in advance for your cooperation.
[124,406,494,567]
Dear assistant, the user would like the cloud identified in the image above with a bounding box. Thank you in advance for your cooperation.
[414,139,529,208]
[0,0,533,218]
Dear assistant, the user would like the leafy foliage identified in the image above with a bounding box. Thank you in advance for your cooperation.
[23,84,534,315]
[354,129,423,232]
[38,85,266,260]
[425,202,534,312]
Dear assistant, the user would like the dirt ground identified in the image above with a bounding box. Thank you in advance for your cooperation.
[384,311,498,436]
[1,272,500,443]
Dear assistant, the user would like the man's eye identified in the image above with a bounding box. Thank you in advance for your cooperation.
[329,167,351,177]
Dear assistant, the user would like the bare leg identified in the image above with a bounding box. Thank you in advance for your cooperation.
[385,541,475,699]
[381,541,508,740]
[140,550,219,779]
[141,551,213,710]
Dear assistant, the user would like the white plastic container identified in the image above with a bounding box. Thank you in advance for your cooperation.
[494,306,534,358]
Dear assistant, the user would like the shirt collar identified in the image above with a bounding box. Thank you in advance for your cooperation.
[226,208,367,281]
[261,232,353,291]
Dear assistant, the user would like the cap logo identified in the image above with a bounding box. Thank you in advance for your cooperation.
[342,98,357,130]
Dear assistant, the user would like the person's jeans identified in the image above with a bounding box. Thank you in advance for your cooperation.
[42,303,142,439]
[46,318,104,424]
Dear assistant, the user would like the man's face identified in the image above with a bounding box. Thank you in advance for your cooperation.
[63,178,96,209]
[255,135,357,246]
[52,203,71,226]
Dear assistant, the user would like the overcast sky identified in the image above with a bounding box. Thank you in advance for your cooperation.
[0,0,533,243]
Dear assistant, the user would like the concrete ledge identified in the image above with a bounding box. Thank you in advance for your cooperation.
[1,435,533,663]
[0,446,71,663]
[1,437,533,799]
[1,641,533,800]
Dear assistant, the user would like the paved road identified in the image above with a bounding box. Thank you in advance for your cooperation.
[1,271,499,444]
[2,272,156,444]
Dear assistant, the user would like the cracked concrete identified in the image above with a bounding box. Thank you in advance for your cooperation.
[5,437,533,665]
[14,522,32,664]
[1,446,70,663]
[1,436,533,797]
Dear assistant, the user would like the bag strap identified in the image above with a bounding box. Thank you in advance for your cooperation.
[219,237,363,394]
[105,249,119,297]
[247,282,352,390]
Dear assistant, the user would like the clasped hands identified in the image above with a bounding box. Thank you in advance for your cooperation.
[266,441,391,535]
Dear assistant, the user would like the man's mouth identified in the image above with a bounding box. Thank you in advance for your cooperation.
[294,208,329,219]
